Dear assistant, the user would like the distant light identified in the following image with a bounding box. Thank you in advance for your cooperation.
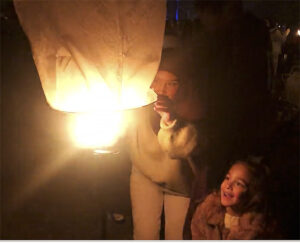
[297,29,300,36]
[176,0,179,21]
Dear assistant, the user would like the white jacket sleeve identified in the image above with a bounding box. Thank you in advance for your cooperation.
[157,118,198,159]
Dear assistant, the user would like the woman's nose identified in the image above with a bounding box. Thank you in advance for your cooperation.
[153,83,167,95]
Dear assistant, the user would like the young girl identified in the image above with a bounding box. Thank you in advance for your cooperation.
[190,157,278,240]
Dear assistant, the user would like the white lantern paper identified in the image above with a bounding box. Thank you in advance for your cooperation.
[13,0,166,112]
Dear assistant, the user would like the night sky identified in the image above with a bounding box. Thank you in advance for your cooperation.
[243,0,299,26]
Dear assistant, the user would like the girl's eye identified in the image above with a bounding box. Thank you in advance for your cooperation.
[235,181,246,188]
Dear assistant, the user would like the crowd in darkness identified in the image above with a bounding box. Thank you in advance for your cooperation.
[167,1,300,107]
[159,0,299,240]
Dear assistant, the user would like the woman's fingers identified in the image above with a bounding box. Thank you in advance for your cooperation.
[154,102,173,112]
[154,95,177,123]
[155,96,173,108]
[154,106,170,113]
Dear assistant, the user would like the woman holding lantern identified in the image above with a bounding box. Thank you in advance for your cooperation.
[126,48,207,240]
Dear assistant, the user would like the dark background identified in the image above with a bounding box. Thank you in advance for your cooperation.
[1,0,299,240]
[1,0,132,239]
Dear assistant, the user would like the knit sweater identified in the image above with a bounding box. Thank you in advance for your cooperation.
[127,104,198,197]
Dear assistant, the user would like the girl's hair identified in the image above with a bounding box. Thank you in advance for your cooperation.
[230,156,271,214]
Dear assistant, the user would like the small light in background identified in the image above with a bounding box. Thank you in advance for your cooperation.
[297,29,300,36]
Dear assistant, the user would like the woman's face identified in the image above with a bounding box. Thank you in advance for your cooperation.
[220,162,252,214]
[150,70,179,100]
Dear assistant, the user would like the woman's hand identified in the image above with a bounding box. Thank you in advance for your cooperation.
[154,95,177,125]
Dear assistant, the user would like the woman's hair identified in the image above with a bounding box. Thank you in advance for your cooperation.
[158,48,198,97]
[230,156,271,214]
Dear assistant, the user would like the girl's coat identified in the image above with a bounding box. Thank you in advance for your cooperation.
[191,192,275,240]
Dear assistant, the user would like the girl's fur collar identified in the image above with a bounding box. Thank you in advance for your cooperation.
[201,192,266,239]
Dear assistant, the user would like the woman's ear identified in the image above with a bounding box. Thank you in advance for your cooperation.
[174,82,187,102]
[175,85,206,121]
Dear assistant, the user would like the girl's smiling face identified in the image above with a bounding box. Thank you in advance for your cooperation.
[220,162,252,215]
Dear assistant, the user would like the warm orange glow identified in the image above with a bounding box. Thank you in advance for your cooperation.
[54,78,156,113]
[14,0,166,148]
[64,81,152,149]
[68,109,133,149]
[69,112,121,148]
[54,79,119,113]
[14,0,166,114]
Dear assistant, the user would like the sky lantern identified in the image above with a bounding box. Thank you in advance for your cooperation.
[13,0,166,149]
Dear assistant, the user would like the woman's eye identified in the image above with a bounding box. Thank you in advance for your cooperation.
[168,81,178,87]
[225,176,229,180]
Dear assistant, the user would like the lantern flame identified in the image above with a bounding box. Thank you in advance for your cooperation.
[69,111,124,149]
[66,84,146,149]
